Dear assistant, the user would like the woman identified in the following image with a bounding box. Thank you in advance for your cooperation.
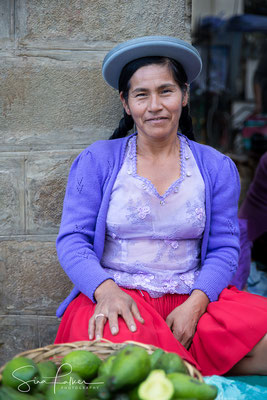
[54,36,267,376]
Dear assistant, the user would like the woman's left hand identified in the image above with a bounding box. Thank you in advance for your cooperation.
[166,290,210,349]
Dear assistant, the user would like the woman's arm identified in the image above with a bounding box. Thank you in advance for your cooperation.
[57,147,145,337]
[166,289,209,349]
[56,148,114,302]
[191,155,241,302]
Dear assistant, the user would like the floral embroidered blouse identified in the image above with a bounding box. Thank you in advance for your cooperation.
[101,134,206,296]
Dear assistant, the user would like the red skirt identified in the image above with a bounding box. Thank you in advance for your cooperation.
[54,286,267,376]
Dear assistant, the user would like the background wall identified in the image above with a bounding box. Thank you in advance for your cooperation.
[0,0,192,364]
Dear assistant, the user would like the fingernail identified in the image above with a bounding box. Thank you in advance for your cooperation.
[89,334,93,340]
[96,334,101,340]
[111,327,117,335]
[130,325,136,332]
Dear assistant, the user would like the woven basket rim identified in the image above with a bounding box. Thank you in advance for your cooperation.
[0,339,203,382]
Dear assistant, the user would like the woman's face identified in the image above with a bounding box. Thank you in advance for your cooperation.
[120,63,188,142]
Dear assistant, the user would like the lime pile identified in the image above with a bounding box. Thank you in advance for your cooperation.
[0,345,218,400]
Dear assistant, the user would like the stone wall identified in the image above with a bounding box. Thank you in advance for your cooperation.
[0,0,192,364]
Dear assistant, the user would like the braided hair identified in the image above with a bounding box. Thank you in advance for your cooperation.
[109,56,195,141]
[179,105,195,141]
[109,110,134,140]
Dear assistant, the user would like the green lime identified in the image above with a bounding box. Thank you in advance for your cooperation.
[1,356,39,393]
[0,385,34,399]
[61,350,102,381]
[87,375,111,399]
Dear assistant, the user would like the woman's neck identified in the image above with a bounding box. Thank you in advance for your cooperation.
[136,132,180,161]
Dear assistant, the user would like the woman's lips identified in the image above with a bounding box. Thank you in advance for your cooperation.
[146,117,168,123]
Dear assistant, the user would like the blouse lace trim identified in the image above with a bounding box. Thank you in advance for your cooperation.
[128,133,186,201]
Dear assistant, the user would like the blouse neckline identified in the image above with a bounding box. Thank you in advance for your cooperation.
[128,133,186,201]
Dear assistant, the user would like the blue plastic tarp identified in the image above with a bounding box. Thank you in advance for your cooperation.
[204,375,267,399]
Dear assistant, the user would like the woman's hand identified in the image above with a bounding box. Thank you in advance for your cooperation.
[166,290,209,349]
[88,279,144,340]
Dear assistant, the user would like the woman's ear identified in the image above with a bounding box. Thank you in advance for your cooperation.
[120,92,131,115]
[182,88,189,107]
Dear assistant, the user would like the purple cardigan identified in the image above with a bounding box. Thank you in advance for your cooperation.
[56,134,240,318]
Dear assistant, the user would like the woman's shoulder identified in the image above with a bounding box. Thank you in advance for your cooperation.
[189,140,236,168]
[73,135,131,171]
[189,140,225,160]
[188,139,239,186]
[82,136,128,157]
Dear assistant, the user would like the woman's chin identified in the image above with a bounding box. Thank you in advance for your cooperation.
[137,127,178,141]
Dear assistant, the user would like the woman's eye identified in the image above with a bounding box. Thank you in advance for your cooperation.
[161,89,171,94]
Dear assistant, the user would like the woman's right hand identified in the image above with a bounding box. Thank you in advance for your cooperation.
[88,279,144,340]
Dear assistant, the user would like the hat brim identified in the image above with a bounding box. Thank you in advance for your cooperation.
[102,36,202,90]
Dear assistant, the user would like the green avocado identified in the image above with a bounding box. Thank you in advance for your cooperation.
[149,349,165,369]
[98,355,116,378]
[138,370,174,400]
[108,345,151,392]
[153,352,188,375]
[167,372,218,400]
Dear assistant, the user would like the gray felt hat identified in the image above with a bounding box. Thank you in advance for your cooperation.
[102,35,202,90]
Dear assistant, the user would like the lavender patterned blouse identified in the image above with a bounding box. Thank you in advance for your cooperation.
[101,134,206,296]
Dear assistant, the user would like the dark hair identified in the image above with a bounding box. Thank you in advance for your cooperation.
[109,56,195,141]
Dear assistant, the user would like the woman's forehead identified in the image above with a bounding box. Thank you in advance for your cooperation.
[129,63,177,89]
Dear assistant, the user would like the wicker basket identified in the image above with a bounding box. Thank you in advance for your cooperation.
[0,339,203,382]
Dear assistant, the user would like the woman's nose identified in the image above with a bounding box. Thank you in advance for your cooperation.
[148,94,163,111]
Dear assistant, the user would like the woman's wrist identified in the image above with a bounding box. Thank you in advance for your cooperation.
[94,279,118,302]
[189,289,210,315]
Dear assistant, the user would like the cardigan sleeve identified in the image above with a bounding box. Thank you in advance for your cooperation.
[56,149,114,302]
[191,155,240,302]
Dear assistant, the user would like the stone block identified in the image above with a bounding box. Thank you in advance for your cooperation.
[0,240,73,315]
[0,0,14,41]
[26,151,79,234]
[0,315,60,366]
[0,315,38,366]
[0,156,25,235]
[37,315,61,348]
[0,55,122,151]
[16,0,191,45]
